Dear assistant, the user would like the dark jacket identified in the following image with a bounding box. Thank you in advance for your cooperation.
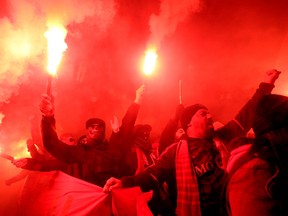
[109,102,141,177]
[41,116,118,187]
[41,103,140,187]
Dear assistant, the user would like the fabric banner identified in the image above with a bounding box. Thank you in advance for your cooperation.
[111,187,153,216]
[18,171,152,216]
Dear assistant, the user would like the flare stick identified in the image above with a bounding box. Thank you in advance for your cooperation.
[46,76,52,96]
[0,152,14,161]
[179,80,182,104]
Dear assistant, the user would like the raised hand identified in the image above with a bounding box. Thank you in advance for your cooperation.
[264,69,281,85]
[39,94,54,117]
[134,85,146,105]
[11,158,29,168]
[110,115,120,133]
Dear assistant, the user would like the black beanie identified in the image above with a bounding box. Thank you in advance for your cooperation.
[85,118,106,129]
[133,124,152,136]
[181,104,208,131]
[253,94,288,136]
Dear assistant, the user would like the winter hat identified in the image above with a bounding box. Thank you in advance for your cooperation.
[253,94,288,136]
[181,104,208,131]
[85,118,106,129]
[133,124,152,136]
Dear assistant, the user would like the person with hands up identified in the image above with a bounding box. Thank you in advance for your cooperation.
[39,93,119,187]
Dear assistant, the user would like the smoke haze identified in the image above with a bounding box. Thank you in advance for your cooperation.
[1,0,288,214]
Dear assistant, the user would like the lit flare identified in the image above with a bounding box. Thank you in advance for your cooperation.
[143,48,158,76]
[44,25,68,76]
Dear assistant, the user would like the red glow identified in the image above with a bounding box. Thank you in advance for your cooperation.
[1,1,288,215]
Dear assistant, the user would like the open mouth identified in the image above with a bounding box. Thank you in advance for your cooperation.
[207,122,213,127]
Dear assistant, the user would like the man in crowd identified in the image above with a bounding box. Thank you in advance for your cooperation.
[39,85,145,187]
[103,69,281,216]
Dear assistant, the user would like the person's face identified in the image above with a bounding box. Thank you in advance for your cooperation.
[143,130,150,140]
[175,128,185,141]
[142,130,150,140]
[187,108,214,138]
[86,124,105,141]
[136,129,150,141]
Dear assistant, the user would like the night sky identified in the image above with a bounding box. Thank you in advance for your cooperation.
[1,0,288,214]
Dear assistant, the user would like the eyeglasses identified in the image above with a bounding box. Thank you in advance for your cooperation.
[89,124,104,129]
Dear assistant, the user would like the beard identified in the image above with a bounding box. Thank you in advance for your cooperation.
[88,131,105,142]
[205,126,215,139]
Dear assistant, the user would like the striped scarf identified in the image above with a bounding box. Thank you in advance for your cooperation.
[176,140,202,216]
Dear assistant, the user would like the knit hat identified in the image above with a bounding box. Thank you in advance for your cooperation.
[133,124,152,136]
[253,94,288,136]
[85,118,105,129]
[181,104,208,131]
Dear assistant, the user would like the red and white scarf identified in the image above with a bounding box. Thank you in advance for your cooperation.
[176,139,202,216]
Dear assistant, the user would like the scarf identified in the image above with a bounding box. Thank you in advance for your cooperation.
[134,136,152,155]
[176,139,202,216]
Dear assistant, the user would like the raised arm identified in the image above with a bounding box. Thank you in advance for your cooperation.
[39,94,85,163]
[109,85,146,151]
[120,84,145,135]
[216,69,281,145]
[11,157,67,172]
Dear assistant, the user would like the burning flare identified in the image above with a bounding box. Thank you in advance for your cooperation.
[143,47,158,76]
[44,24,68,76]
